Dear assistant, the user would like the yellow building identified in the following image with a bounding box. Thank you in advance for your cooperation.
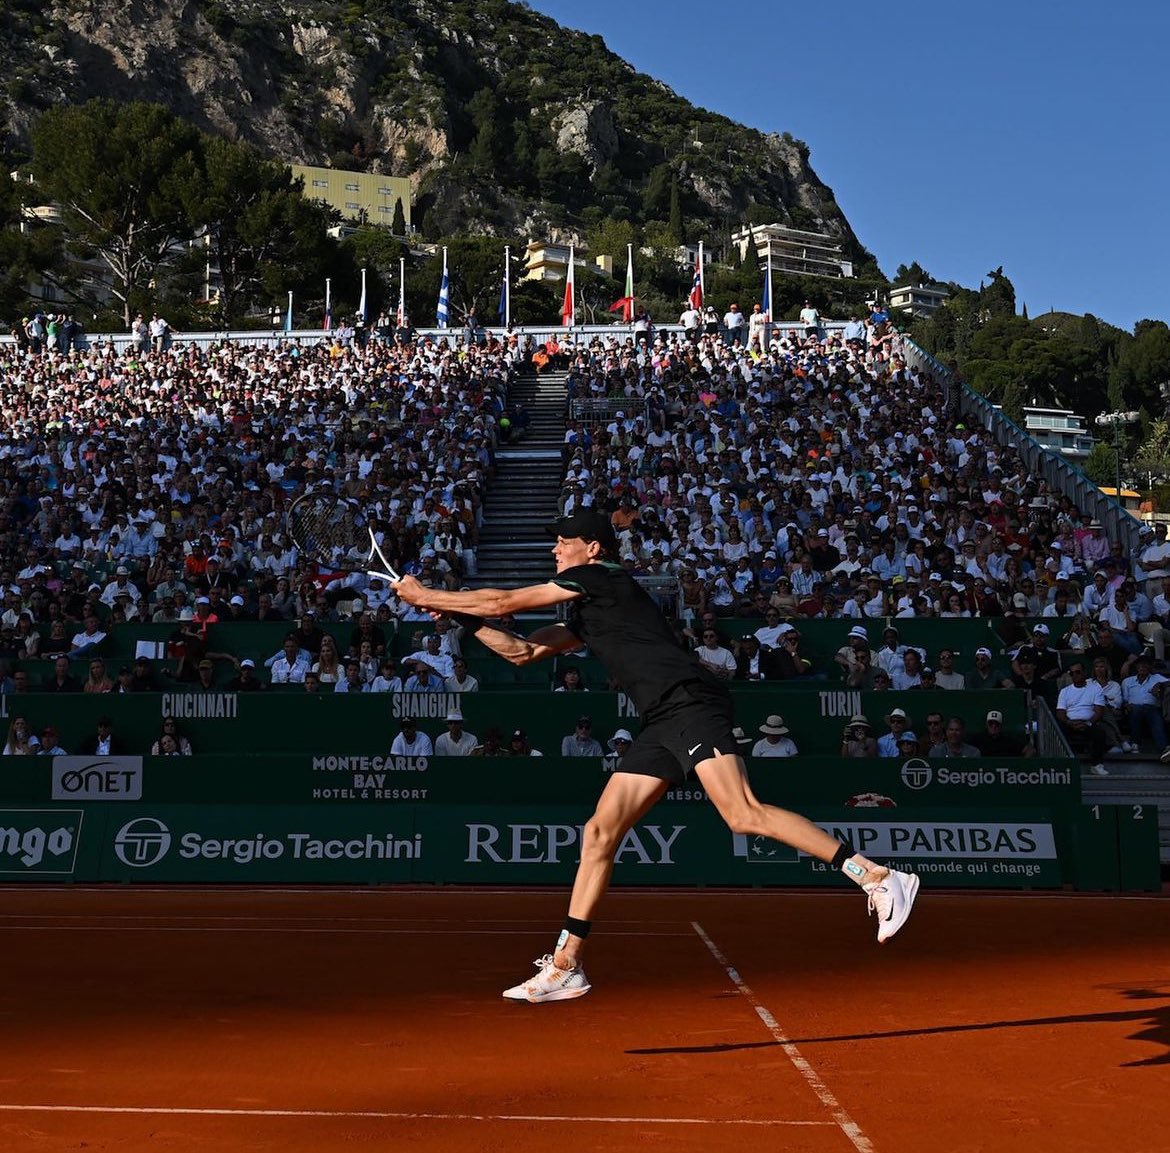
[522,240,611,281]
[290,165,412,233]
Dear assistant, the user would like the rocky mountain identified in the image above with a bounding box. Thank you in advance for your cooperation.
[1,0,873,264]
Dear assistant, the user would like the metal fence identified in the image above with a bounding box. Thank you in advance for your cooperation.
[568,397,649,430]
[1032,696,1074,759]
[902,337,1144,554]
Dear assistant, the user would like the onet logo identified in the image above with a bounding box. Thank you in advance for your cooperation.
[900,758,934,790]
[114,817,172,868]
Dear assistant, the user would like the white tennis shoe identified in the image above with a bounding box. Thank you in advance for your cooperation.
[502,954,592,1003]
[863,869,920,943]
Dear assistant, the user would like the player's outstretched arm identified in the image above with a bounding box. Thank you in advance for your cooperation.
[393,576,583,666]
[394,574,574,619]
[474,621,584,666]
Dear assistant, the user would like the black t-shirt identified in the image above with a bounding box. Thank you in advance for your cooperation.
[553,562,718,713]
[974,731,1027,757]
[1014,643,1061,680]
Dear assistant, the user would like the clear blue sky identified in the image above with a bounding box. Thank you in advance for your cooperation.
[526,0,1168,332]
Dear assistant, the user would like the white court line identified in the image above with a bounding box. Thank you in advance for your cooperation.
[0,1103,834,1127]
[692,921,874,1153]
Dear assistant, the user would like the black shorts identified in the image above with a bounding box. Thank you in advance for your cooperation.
[618,680,738,785]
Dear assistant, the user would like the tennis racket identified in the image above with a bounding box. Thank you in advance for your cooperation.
[287,491,401,582]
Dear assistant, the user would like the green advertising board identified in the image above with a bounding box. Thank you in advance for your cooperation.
[2,753,1083,814]
[0,802,1070,888]
[0,688,1028,764]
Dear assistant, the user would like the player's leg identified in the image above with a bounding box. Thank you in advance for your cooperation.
[694,752,919,942]
[559,769,669,965]
[502,770,667,1003]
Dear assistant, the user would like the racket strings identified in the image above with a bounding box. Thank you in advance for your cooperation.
[290,497,369,562]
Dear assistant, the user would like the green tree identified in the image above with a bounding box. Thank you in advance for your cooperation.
[1133,417,1170,487]
[1082,442,1120,488]
[391,197,407,236]
[182,137,336,325]
[642,163,671,220]
[1109,319,1170,414]
[31,99,201,327]
[668,179,684,244]
[0,174,63,323]
[425,234,516,323]
[893,261,933,286]
[467,87,499,172]
[982,266,1016,318]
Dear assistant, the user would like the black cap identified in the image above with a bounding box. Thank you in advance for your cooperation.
[546,509,618,552]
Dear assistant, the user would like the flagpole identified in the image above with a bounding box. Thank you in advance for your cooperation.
[397,257,406,327]
[504,245,511,329]
[284,290,293,333]
[563,244,575,329]
[436,246,450,329]
[626,243,634,324]
[698,240,705,301]
[765,251,774,347]
[358,267,367,325]
[324,278,331,332]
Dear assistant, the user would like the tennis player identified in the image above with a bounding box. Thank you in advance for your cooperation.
[392,508,919,1003]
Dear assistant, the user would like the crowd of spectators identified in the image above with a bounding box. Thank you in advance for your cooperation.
[0,329,522,689]
[2,307,1167,766]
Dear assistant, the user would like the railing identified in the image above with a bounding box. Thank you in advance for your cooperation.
[0,320,858,356]
[902,337,1144,554]
[568,397,649,429]
[1032,697,1074,759]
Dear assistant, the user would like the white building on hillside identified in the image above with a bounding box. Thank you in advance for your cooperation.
[731,223,853,279]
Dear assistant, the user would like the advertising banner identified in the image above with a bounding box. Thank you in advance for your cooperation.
[0,800,1147,890]
[7,755,1083,814]
[97,806,421,883]
[51,757,143,802]
[0,808,85,875]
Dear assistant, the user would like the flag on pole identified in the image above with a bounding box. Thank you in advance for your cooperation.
[324,278,332,331]
[396,257,406,327]
[561,245,575,327]
[284,290,293,333]
[609,244,635,322]
[436,247,450,328]
[498,246,510,327]
[357,268,367,325]
[761,252,773,322]
[688,246,703,311]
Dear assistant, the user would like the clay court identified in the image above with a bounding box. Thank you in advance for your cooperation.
[0,885,1167,1153]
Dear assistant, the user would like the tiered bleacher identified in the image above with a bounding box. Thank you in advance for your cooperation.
[1,318,1168,757]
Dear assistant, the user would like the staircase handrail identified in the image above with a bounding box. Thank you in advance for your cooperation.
[901,337,1144,555]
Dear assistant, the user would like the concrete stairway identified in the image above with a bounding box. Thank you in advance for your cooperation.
[470,369,569,588]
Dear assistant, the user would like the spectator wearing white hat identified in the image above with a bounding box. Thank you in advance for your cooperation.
[834,624,875,683]
[435,710,478,756]
[99,566,141,607]
[877,708,912,757]
[751,715,798,758]
[964,646,1003,690]
[603,729,634,772]
[225,658,264,693]
[1012,624,1062,682]
[973,710,1032,757]
[840,715,878,758]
